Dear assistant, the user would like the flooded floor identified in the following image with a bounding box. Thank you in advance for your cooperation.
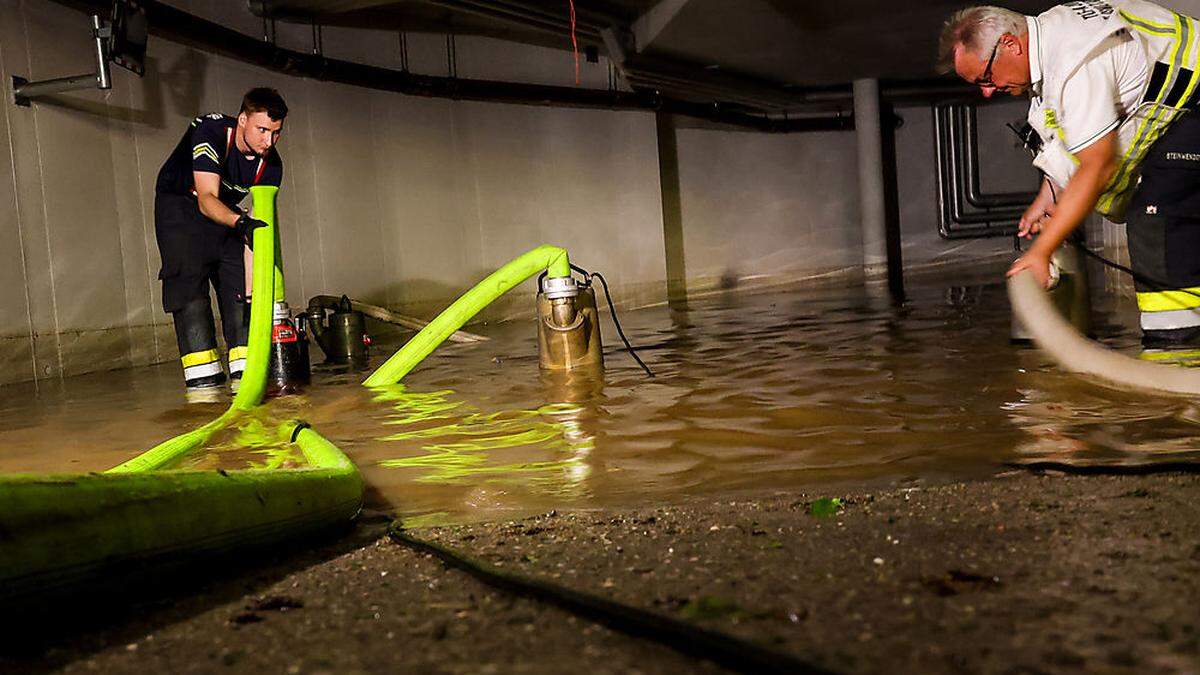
[2,271,1198,524]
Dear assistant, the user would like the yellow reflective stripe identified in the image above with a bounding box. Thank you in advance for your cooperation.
[228,346,249,362]
[1138,349,1200,361]
[1137,288,1200,312]
[180,349,220,368]
[1099,13,1188,214]
[1174,16,1200,107]
[1120,9,1177,34]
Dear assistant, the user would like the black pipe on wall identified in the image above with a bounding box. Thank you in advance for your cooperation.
[960,106,1035,209]
[45,0,852,133]
[934,103,1036,238]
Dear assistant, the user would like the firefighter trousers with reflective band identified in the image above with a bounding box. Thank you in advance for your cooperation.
[1126,113,1200,347]
[154,192,249,384]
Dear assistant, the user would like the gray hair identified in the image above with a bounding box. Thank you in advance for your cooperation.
[937,6,1028,74]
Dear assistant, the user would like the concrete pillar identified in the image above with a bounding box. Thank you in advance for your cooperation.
[855,78,887,273]
[854,78,904,300]
[655,111,687,307]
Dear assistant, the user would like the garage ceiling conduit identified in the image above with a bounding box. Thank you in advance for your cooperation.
[48,0,852,132]
[255,0,978,116]
[420,0,610,41]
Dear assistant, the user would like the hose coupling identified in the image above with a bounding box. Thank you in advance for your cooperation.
[542,276,580,300]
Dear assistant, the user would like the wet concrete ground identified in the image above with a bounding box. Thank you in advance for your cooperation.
[4,471,1197,674]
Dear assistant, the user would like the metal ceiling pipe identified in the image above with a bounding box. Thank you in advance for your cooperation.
[47,0,852,133]
[457,0,616,33]
[422,0,604,41]
[624,72,792,111]
[660,99,854,133]
[621,55,815,108]
[624,67,803,109]
[784,79,976,106]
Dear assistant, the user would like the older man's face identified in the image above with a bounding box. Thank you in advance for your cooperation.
[954,35,1031,98]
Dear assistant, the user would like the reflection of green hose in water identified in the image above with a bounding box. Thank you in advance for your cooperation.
[363,245,572,387]
[110,186,283,473]
[0,187,364,604]
[117,243,575,466]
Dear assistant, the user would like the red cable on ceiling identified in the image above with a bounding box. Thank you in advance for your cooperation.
[569,0,580,85]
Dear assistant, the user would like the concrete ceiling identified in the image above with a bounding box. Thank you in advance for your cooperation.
[641,0,1055,85]
[254,0,1057,107]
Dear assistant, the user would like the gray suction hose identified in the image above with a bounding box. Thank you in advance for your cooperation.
[308,295,488,344]
[1007,269,1200,396]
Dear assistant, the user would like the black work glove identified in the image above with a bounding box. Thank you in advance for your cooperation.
[235,214,269,250]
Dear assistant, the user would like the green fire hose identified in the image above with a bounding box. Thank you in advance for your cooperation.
[0,186,364,604]
[364,245,571,386]
[2,227,575,603]
[109,186,286,473]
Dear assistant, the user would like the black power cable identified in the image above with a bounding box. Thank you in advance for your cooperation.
[1007,460,1200,475]
[1018,178,1200,301]
[587,270,655,378]
[388,525,834,675]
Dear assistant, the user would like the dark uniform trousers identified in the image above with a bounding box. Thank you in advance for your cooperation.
[1126,112,1200,346]
[154,192,248,385]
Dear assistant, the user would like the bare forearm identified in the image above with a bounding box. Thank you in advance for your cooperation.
[197,193,240,228]
[1027,164,1110,257]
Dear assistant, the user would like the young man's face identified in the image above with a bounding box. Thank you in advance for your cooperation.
[237,110,283,156]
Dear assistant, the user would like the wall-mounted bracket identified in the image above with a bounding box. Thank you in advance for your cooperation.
[11,14,111,107]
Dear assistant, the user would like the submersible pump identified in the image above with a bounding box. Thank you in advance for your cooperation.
[537,275,603,371]
[303,296,371,370]
[267,301,311,395]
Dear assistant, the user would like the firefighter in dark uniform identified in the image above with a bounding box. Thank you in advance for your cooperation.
[154,87,285,392]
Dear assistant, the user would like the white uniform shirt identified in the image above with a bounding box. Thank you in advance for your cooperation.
[1028,14,1148,156]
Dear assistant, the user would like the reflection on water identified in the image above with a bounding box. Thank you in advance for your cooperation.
[177,409,308,471]
[2,273,1200,524]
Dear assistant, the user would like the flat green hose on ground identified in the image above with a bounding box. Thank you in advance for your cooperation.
[0,186,364,604]
[364,245,571,386]
[2,233,576,601]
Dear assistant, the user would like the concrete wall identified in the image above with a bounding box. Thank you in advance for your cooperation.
[0,0,1039,386]
[897,100,1038,271]
[0,0,662,385]
[673,124,864,290]
[670,99,1036,292]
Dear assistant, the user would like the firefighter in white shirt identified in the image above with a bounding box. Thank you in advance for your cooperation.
[939,1,1200,346]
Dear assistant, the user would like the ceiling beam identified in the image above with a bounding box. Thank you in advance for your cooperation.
[631,0,692,52]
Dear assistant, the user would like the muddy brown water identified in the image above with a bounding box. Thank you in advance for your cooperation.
[2,275,1198,525]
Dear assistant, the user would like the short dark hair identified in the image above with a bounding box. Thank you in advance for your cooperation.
[240,87,288,121]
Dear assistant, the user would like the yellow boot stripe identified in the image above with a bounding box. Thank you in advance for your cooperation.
[1137,288,1200,312]
[181,349,220,368]
[228,346,249,362]
[1138,348,1200,361]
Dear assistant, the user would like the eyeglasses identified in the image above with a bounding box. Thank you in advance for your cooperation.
[973,38,1003,88]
